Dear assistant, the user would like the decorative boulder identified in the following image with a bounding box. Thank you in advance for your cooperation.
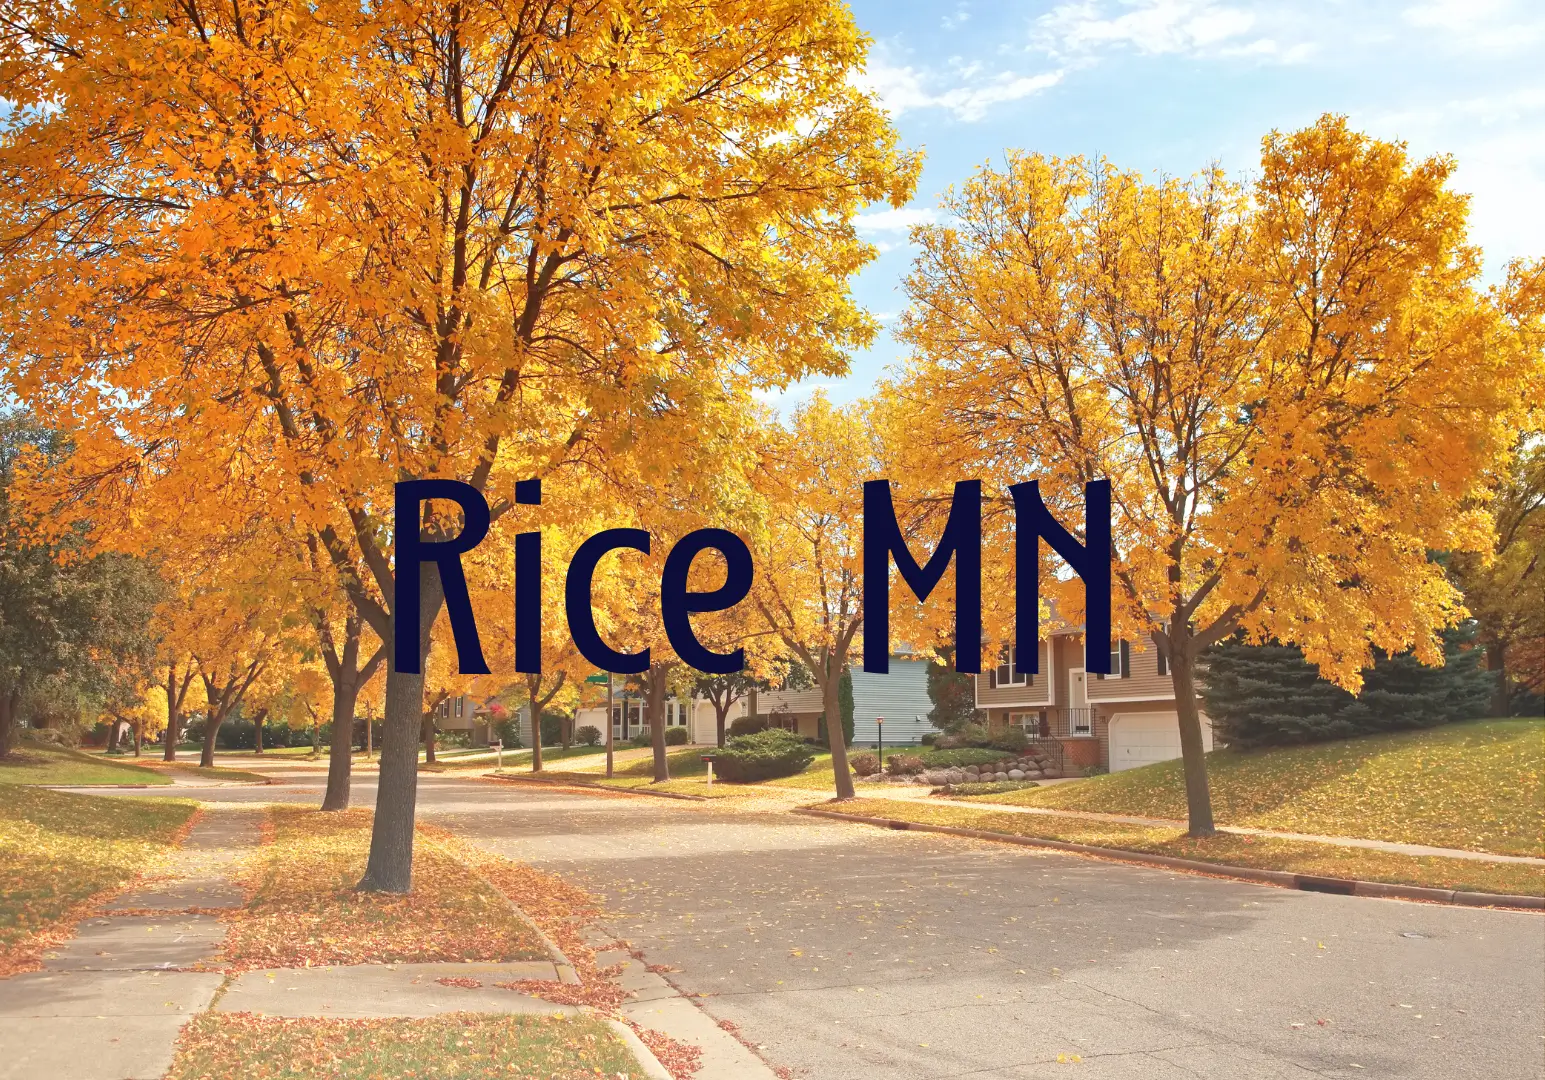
[994,771,1010,782]
[1008,769,1025,780]
[924,770,950,786]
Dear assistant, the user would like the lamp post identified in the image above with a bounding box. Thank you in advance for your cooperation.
[876,716,884,766]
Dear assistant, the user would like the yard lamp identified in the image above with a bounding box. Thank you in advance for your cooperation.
[876,716,884,765]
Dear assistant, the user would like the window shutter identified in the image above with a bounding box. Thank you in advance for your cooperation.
[1120,640,1131,678]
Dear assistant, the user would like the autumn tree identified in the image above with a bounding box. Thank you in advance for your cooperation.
[2,0,915,890]
[751,395,884,799]
[898,117,1541,834]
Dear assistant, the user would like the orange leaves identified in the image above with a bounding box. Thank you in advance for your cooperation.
[219,808,549,971]
[895,116,1543,691]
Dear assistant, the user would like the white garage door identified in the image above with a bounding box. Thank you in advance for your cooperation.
[1108,712,1212,772]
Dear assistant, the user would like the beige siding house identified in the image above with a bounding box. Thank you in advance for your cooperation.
[974,632,1211,773]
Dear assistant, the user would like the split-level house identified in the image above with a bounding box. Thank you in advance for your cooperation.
[974,631,1213,773]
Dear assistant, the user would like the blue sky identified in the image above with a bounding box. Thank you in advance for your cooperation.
[792,0,1544,406]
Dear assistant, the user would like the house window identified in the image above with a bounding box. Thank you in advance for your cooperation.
[1156,647,1168,677]
[1008,711,1048,738]
[668,699,690,726]
[1097,640,1131,679]
[455,697,464,718]
[990,644,1031,688]
[439,699,450,718]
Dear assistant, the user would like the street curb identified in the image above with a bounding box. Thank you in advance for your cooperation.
[599,1017,675,1080]
[481,772,712,802]
[794,808,1545,911]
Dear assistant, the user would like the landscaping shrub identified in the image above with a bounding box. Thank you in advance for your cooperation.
[990,728,1030,753]
[575,725,601,746]
[710,729,815,782]
[849,753,881,776]
[933,722,990,750]
[664,726,690,745]
[494,717,523,749]
[728,715,769,737]
[885,753,926,776]
[919,748,1011,768]
[938,779,1039,797]
[919,732,937,746]
[629,733,651,748]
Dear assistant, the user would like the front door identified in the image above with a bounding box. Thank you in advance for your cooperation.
[1068,669,1091,736]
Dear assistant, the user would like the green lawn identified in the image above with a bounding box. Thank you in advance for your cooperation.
[820,798,1545,898]
[0,787,196,962]
[0,743,173,786]
[167,1013,643,1080]
[967,719,1545,857]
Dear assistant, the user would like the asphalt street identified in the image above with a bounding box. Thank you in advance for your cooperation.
[112,766,1545,1079]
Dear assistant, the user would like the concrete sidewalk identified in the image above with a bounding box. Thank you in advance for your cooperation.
[0,800,687,1080]
[0,809,255,1080]
[870,785,1545,865]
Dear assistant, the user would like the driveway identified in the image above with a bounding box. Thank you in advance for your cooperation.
[95,767,1545,1079]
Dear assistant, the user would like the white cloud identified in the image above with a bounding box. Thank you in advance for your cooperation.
[1034,0,1325,61]
[854,50,1064,122]
[855,207,939,234]
[1362,88,1545,278]
[1403,0,1545,52]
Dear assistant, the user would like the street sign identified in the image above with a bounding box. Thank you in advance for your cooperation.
[584,673,610,685]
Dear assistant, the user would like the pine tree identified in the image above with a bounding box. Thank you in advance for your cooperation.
[926,647,978,733]
[1202,626,1494,748]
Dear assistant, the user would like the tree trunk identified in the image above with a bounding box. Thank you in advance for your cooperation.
[359,662,426,893]
[1487,640,1511,717]
[1169,640,1216,836]
[648,663,669,782]
[0,689,17,759]
[561,713,572,751]
[107,718,121,753]
[528,674,544,773]
[163,711,179,761]
[201,706,224,768]
[132,721,142,756]
[822,658,856,800]
[715,700,730,748]
[321,679,359,811]
[420,712,437,765]
[254,711,264,755]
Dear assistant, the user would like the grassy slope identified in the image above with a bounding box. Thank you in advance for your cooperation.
[826,798,1545,897]
[0,787,196,960]
[167,1013,641,1080]
[968,719,1544,856]
[0,743,173,786]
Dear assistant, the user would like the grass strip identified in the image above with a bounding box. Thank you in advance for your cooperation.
[165,1012,643,1080]
[976,719,1544,857]
[0,743,174,786]
[0,787,196,972]
[220,807,549,970]
[821,797,1545,898]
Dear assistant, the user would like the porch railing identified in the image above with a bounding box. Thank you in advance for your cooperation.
[1064,708,1094,737]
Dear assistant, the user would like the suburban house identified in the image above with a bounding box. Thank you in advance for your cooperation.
[556,655,936,748]
[974,631,1212,773]
[752,655,936,747]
